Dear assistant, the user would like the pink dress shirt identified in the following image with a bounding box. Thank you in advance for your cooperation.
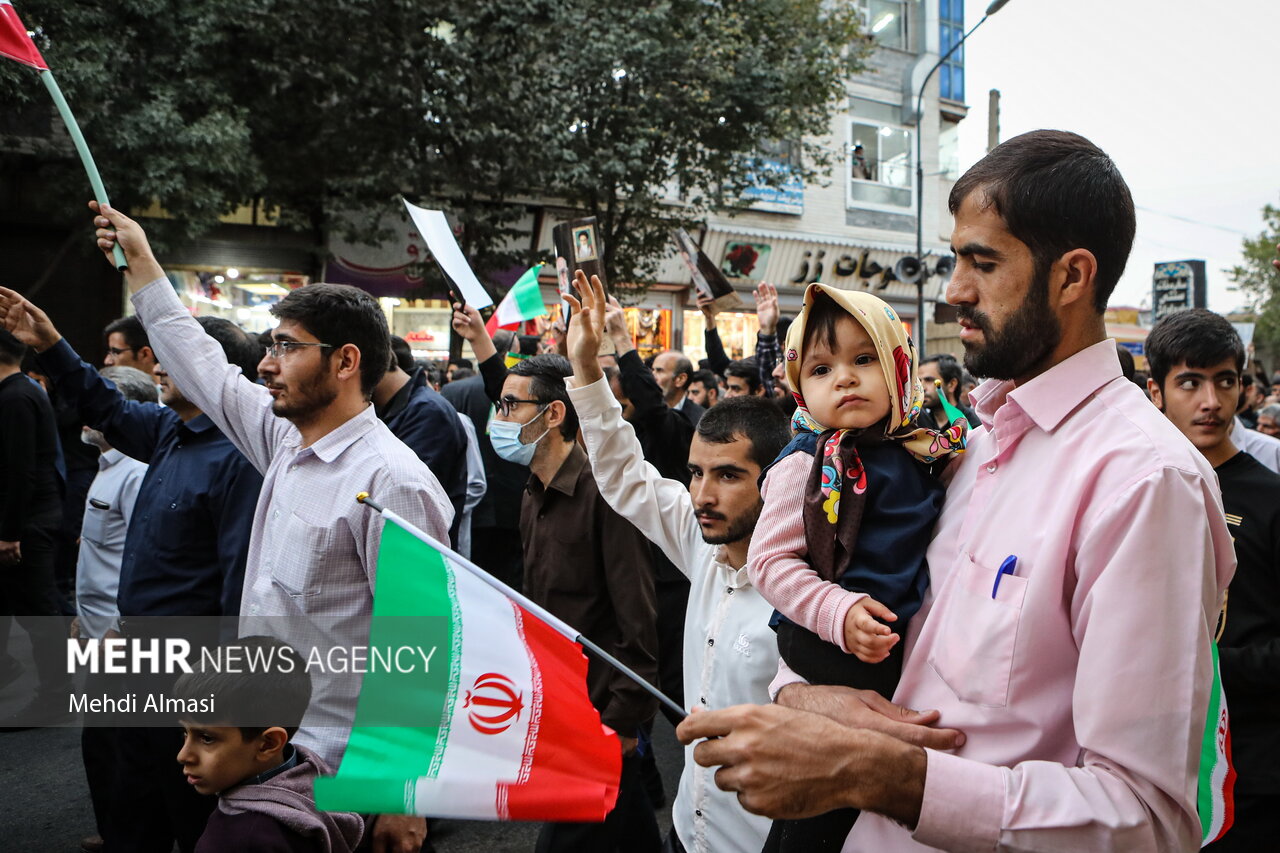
[822,340,1234,851]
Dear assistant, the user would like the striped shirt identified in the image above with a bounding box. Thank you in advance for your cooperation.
[132,278,453,767]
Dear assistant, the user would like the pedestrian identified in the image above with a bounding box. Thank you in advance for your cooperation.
[1146,309,1280,851]
[565,271,961,853]
[86,203,451,852]
[494,353,661,852]
[678,129,1236,852]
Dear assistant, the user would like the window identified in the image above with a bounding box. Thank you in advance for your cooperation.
[848,99,913,209]
[939,0,965,101]
[860,0,908,50]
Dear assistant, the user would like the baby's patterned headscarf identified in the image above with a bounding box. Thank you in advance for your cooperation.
[782,283,967,582]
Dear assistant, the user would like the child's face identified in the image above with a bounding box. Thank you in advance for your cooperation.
[798,314,892,430]
[176,722,284,795]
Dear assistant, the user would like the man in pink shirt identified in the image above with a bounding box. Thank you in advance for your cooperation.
[678,130,1236,852]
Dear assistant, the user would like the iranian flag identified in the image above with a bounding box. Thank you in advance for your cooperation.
[485,264,547,335]
[1197,641,1235,846]
[313,509,622,821]
[0,0,46,70]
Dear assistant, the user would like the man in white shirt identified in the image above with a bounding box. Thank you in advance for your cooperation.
[562,273,962,853]
[88,202,451,853]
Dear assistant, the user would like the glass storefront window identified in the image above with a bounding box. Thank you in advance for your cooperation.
[162,268,309,333]
[385,299,455,362]
[682,310,760,367]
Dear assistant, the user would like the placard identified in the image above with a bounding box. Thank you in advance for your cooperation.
[671,228,743,314]
[402,199,494,309]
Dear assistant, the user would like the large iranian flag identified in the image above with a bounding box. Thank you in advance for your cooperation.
[485,264,547,335]
[313,511,621,821]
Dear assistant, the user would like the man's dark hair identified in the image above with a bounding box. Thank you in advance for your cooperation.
[1145,309,1244,389]
[170,637,311,741]
[0,328,24,365]
[724,358,762,394]
[696,396,790,470]
[949,130,1136,312]
[509,354,578,440]
[689,369,719,392]
[922,354,963,391]
[451,367,475,381]
[1114,343,1136,382]
[517,335,541,357]
[389,336,415,373]
[194,316,262,379]
[270,283,390,398]
[450,358,474,372]
[104,316,150,351]
[662,351,694,386]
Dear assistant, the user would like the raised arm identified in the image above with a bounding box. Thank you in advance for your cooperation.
[564,272,705,572]
[754,282,779,397]
[0,287,170,463]
[91,203,283,473]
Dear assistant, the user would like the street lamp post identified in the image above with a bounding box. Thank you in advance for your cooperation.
[913,0,1012,355]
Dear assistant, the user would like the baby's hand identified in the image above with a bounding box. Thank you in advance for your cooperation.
[842,598,899,663]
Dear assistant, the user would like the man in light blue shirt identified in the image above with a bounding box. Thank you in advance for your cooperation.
[74,365,152,852]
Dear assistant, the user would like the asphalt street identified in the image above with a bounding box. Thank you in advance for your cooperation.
[0,625,686,852]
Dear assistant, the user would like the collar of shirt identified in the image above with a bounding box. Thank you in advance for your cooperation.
[971,339,1122,433]
[712,546,754,589]
[98,448,125,470]
[527,442,588,498]
[281,403,379,462]
[176,412,219,440]
[669,393,687,411]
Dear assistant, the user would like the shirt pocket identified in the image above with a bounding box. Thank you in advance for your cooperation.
[81,500,111,546]
[926,553,1027,708]
[270,513,335,598]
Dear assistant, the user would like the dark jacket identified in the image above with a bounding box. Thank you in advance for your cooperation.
[377,366,469,546]
[441,366,527,532]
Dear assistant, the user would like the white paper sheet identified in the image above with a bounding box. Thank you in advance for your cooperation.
[402,199,494,309]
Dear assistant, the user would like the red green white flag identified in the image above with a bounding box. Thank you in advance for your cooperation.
[0,0,46,70]
[485,264,547,335]
[313,512,621,821]
[1197,641,1235,846]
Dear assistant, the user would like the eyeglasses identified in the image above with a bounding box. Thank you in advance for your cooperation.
[106,346,135,357]
[264,341,334,360]
[497,395,544,417]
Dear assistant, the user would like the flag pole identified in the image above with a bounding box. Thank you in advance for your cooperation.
[38,69,127,270]
[357,493,687,722]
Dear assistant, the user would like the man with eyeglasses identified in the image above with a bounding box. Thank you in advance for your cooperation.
[82,202,452,853]
[494,353,661,852]
[102,315,157,374]
[0,293,264,851]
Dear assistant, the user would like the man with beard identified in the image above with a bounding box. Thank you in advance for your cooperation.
[679,130,1236,852]
[1146,310,1280,851]
[918,354,978,429]
[0,298,264,852]
[82,203,452,853]
[564,272,962,853]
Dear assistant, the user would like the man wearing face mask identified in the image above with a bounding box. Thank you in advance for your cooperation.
[493,353,661,853]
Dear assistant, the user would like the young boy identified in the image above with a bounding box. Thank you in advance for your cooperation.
[746,284,967,851]
[172,636,364,853]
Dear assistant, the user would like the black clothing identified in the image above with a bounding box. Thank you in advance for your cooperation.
[108,725,215,853]
[377,367,469,546]
[1202,793,1280,852]
[536,753,661,853]
[1215,450,1280,796]
[617,350,695,486]
[0,372,63,540]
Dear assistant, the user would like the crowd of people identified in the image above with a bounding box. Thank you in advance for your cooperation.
[0,128,1276,853]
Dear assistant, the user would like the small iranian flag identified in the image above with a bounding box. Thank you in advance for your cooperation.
[313,509,622,821]
[0,0,46,70]
[1197,641,1235,846]
[485,264,547,335]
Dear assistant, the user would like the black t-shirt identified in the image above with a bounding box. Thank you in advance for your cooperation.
[0,372,63,539]
[1215,450,1280,794]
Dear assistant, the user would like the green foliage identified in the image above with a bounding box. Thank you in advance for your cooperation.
[1,0,864,289]
[1226,201,1280,367]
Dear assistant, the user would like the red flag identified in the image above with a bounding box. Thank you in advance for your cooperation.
[0,0,46,70]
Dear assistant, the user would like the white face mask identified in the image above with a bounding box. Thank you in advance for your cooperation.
[489,405,550,464]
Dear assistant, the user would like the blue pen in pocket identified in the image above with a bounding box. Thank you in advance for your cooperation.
[992,555,1018,598]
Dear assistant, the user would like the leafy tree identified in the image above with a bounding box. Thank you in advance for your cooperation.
[1226,200,1280,370]
[2,0,866,294]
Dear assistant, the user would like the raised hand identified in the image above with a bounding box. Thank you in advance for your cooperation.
[89,201,164,289]
[563,270,607,384]
[0,286,61,352]
[755,282,779,336]
[450,302,496,363]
